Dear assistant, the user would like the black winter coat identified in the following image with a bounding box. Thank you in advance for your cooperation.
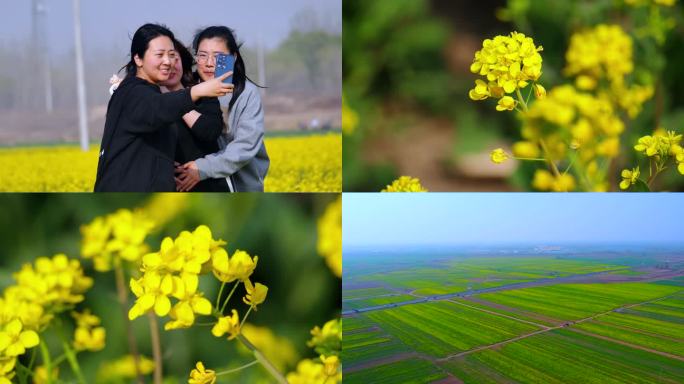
[94,76,194,192]
[174,97,229,192]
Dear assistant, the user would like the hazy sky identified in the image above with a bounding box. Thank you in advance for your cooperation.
[344,193,684,247]
[0,0,340,55]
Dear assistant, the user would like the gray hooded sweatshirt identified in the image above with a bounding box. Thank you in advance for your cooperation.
[195,81,269,191]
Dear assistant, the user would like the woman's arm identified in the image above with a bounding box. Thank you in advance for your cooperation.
[194,86,264,178]
[182,98,224,142]
[125,86,195,132]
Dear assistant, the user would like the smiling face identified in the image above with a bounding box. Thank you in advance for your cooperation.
[134,35,176,84]
[196,37,230,82]
[159,51,183,90]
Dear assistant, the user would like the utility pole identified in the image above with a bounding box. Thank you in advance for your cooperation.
[32,0,53,113]
[73,0,89,151]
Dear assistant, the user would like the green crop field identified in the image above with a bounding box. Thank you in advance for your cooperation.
[365,301,540,358]
[343,253,684,383]
[443,328,684,384]
[477,283,681,321]
[345,358,447,384]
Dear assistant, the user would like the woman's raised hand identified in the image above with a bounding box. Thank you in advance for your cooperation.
[190,72,234,100]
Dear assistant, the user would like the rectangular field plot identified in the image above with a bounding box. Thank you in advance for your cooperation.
[366,301,540,358]
[443,328,684,383]
[343,315,411,368]
[476,283,681,321]
[573,293,684,356]
[343,294,417,311]
[345,358,448,384]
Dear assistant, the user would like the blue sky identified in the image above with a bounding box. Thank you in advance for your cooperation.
[343,193,684,247]
[0,0,340,54]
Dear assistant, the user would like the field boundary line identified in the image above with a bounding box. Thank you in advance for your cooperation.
[446,299,550,329]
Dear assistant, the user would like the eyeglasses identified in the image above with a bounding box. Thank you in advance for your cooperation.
[195,52,229,63]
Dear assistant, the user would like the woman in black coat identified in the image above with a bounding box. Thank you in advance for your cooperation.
[160,39,229,192]
[94,23,232,192]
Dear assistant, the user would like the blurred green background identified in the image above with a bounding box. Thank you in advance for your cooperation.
[0,193,340,383]
[343,0,684,191]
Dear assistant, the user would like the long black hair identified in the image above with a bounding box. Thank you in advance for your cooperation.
[121,23,175,79]
[192,26,263,111]
[173,39,195,88]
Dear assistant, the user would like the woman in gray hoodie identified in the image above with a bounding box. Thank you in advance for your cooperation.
[175,26,269,192]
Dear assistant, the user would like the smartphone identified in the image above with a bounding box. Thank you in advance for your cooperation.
[215,53,235,84]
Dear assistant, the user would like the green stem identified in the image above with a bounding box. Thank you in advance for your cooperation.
[216,281,226,311]
[219,281,241,314]
[114,259,144,384]
[62,340,86,384]
[148,313,163,384]
[39,340,53,384]
[215,360,260,377]
[237,334,287,384]
[538,139,563,178]
[239,306,254,329]
[515,88,529,112]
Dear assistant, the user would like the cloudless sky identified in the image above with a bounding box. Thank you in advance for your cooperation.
[344,193,684,247]
[0,0,340,55]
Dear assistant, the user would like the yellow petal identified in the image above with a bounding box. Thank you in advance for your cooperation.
[19,331,39,348]
[154,295,171,317]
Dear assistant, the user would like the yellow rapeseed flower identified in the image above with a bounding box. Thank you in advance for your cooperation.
[381,176,428,192]
[320,355,340,377]
[165,274,213,330]
[33,365,58,384]
[96,355,155,381]
[490,148,509,164]
[496,96,517,111]
[620,167,641,190]
[128,272,174,320]
[470,31,544,96]
[243,280,268,310]
[286,359,328,384]
[0,319,39,357]
[212,310,241,340]
[317,196,342,278]
[212,250,258,283]
[188,361,216,384]
[307,319,341,357]
[565,24,633,87]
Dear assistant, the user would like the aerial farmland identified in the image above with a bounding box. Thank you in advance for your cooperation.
[343,247,684,384]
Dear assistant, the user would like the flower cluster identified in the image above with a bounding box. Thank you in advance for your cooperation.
[286,319,342,384]
[317,196,342,278]
[72,310,106,352]
[565,24,633,89]
[469,31,545,111]
[0,254,94,383]
[189,361,216,384]
[81,209,155,272]
[128,226,223,329]
[381,176,428,192]
[620,129,684,189]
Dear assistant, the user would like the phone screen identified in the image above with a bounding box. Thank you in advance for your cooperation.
[215,53,235,84]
